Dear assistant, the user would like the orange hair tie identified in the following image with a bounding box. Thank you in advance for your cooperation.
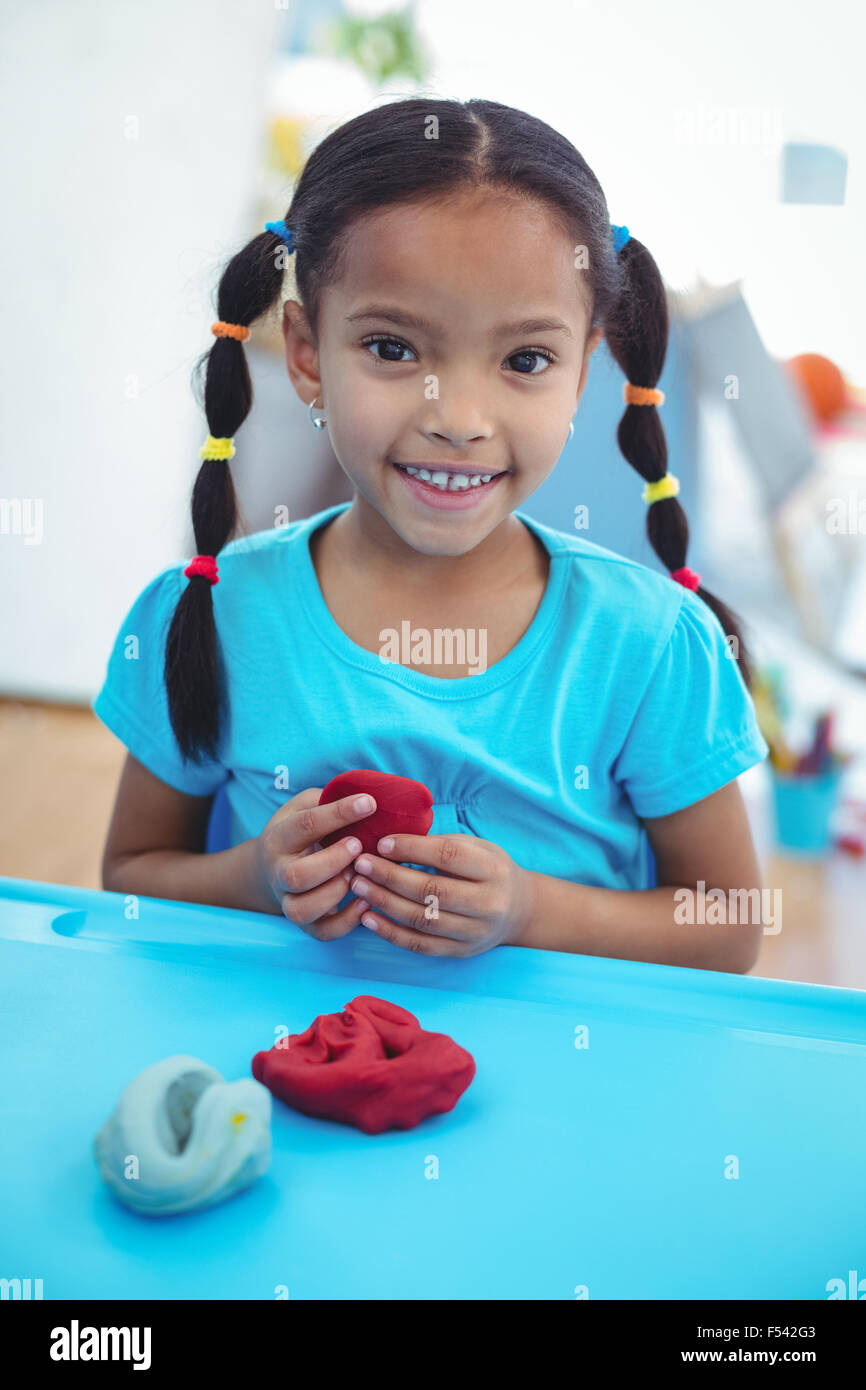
[623,384,665,406]
[211,320,251,342]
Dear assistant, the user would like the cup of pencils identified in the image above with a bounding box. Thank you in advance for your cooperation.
[753,671,850,855]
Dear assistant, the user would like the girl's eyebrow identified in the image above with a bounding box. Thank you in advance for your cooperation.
[345,305,574,340]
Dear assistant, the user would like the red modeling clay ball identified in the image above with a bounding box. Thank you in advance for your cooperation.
[317,770,434,855]
[251,995,476,1134]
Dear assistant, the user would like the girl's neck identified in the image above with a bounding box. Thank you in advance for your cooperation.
[321,494,546,604]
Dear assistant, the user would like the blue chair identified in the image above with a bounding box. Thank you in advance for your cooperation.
[205,782,233,854]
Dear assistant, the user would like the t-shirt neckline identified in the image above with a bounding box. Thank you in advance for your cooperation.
[293,501,569,700]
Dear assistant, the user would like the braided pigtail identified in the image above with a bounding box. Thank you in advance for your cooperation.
[604,236,754,690]
[164,227,294,763]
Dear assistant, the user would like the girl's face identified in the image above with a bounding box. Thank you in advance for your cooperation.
[283,190,602,558]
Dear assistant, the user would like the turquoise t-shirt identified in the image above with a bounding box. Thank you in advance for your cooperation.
[91,502,769,892]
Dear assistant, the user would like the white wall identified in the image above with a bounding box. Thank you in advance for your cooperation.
[0,0,281,700]
[2,0,862,701]
[418,0,865,375]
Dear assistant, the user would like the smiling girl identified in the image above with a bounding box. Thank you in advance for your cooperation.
[93,98,769,972]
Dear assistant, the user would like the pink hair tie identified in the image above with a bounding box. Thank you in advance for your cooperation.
[670,566,701,591]
[184,554,219,585]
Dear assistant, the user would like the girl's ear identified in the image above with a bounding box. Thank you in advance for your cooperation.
[584,325,604,358]
[282,299,321,402]
[576,325,605,404]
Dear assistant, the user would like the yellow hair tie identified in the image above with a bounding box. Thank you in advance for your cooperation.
[199,434,235,461]
[624,383,665,406]
[642,473,680,505]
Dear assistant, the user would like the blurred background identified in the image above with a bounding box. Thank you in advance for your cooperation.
[1,0,864,985]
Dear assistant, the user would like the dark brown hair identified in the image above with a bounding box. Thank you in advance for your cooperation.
[166,96,752,764]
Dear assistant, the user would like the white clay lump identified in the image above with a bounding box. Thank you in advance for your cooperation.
[94,1055,272,1215]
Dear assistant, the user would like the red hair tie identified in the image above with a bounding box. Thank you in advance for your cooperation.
[670,566,701,591]
[184,554,219,585]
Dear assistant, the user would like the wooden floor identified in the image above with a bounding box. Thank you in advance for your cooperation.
[1,697,864,991]
[0,698,126,891]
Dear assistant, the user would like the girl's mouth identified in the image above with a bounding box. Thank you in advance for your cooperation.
[390,461,507,511]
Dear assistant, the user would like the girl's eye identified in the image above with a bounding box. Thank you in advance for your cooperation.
[361,336,555,374]
[361,335,416,363]
[505,348,555,375]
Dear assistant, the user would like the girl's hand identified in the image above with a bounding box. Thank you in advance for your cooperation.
[255,787,378,938]
[347,834,536,956]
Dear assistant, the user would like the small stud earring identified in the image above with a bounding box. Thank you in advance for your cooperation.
[567,419,575,441]
[308,396,327,430]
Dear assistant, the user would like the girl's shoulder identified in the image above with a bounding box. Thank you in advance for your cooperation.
[525,512,686,617]
[524,511,733,668]
[214,510,317,573]
[528,510,673,578]
[143,507,334,599]
[113,514,320,643]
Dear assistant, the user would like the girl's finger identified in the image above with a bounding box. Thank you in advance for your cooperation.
[375,833,484,880]
[359,907,467,957]
[308,893,371,942]
[280,871,361,927]
[277,835,363,894]
[285,792,378,856]
[350,853,488,920]
[349,875,475,940]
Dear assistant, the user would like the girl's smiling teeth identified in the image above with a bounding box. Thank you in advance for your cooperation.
[392,462,503,491]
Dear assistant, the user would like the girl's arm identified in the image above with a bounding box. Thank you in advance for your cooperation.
[101,754,276,914]
[515,781,765,973]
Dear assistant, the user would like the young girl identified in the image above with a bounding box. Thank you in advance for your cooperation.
[93,97,769,972]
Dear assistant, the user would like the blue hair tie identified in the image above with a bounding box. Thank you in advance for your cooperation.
[265,219,296,253]
[611,224,630,254]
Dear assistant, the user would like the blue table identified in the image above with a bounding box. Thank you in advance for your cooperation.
[1,875,864,1300]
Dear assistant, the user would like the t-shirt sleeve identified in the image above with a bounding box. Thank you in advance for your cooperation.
[91,566,227,797]
[613,587,769,818]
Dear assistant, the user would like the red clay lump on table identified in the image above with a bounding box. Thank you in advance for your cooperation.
[251,995,476,1134]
